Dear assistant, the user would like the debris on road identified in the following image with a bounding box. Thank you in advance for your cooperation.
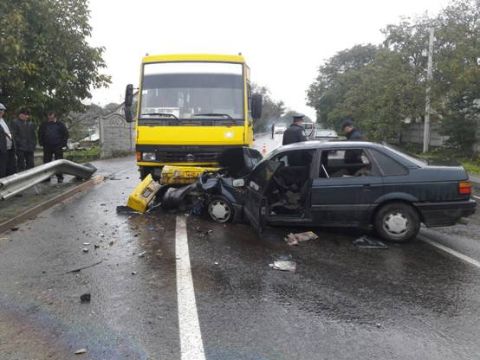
[285,231,318,246]
[80,293,91,303]
[66,260,103,274]
[116,205,142,215]
[353,235,388,249]
[82,242,90,246]
[270,260,297,272]
[10,226,19,231]
[82,248,89,253]
[131,271,137,275]
[74,348,87,355]
[138,251,146,258]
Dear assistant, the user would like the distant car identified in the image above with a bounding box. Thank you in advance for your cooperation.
[195,142,476,243]
[315,129,338,141]
[274,125,287,134]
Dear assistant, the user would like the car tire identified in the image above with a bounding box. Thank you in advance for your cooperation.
[207,196,234,223]
[374,202,420,243]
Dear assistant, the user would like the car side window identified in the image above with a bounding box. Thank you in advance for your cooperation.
[370,149,408,176]
[319,149,375,178]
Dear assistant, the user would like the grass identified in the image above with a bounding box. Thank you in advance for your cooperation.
[64,146,101,163]
[396,144,480,175]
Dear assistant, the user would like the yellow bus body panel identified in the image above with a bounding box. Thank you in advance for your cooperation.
[137,126,246,145]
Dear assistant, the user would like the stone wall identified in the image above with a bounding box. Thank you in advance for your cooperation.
[99,111,135,158]
[401,122,449,147]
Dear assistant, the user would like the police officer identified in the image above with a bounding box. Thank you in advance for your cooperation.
[282,113,307,145]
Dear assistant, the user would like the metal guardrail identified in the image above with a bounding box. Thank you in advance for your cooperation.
[0,160,97,200]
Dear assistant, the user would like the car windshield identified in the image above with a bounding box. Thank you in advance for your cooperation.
[140,62,244,120]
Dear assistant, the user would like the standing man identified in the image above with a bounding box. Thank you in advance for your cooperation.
[271,123,275,139]
[341,118,364,165]
[38,111,69,183]
[341,118,364,141]
[0,103,16,177]
[282,113,307,145]
[12,108,36,172]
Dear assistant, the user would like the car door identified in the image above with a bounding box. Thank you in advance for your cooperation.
[243,159,282,233]
[311,148,384,226]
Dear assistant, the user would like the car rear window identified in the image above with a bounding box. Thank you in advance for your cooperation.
[370,149,408,176]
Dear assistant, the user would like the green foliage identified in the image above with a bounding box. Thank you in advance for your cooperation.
[307,0,480,154]
[65,145,100,163]
[0,0,110,122]
[251,83,285,133]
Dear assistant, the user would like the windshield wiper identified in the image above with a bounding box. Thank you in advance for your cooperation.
[141,112,178,120]
[193,113,233,120]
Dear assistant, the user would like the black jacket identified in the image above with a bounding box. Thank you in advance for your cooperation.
[282,124,307,145]
[38,121,69,148]
[12,119,37,152]
[346,128,363,141]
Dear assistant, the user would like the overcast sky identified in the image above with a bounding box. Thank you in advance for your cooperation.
[88,0,450,119]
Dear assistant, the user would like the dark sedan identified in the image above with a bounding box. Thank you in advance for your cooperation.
[200,142,476,242]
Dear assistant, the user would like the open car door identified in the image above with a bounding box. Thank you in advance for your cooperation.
[243,160,281,233]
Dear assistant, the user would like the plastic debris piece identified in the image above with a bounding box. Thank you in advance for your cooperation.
[83,242,90,246]
[353,235,388,249]
[82,248,89,253]
[138,251,146,258]
[80,293,91,303]
[269,260,296,272]
[74,348,87,355]
[285,231,318,246]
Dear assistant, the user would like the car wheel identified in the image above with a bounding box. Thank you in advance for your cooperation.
[374,202,420,243]
[207,196,234,223]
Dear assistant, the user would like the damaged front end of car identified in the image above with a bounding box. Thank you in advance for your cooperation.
[160,147,264,223]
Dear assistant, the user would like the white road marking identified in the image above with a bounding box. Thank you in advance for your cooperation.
[421,237,480,269]
[473,195,480,201]
[175,216,206,360]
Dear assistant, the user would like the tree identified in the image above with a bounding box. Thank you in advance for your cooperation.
[307,0,480,152]
[251,84,285,133]
[0,0,110,122]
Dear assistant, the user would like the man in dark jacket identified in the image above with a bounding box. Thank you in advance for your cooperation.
[341,118,364,141]
[12,108,36,171]
[0,103,17,178]
[341,118,364,165]
[282,114,307,145]
[38,111,69,183]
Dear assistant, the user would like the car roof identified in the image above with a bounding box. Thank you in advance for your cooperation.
[272,140,382,152]
[267,141,426,168]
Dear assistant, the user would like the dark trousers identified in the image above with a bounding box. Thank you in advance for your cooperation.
[0,149,16,178]
[43,147,64,180]
[16,150,34,172]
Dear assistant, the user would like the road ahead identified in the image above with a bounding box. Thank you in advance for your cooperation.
[1,134,480,360]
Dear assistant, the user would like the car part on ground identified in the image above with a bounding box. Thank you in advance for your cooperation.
[126,174,163,213]
[0,160,97,200]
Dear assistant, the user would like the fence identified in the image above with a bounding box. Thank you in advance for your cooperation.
[98,108,135,158]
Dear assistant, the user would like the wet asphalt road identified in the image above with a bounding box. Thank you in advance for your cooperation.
[1,137,480,359]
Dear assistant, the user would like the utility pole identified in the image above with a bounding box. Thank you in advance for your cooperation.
[423,27,434,153]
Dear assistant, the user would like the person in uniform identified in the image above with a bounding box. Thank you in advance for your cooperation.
[282,113,307,145]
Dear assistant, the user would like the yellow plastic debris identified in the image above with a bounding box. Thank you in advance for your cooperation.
[160,165,218,185]
[127,174,162,213]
